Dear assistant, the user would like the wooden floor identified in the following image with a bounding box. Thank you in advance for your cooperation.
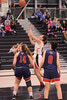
[0,67,67,100]
[0,84,67,100]
[0,67,67,88]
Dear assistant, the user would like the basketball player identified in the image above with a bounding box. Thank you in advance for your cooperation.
[8,42,23,54]
[10,0,15,8]
[28,25,47,91]
[12,44,33,100]
[39,42,62,100]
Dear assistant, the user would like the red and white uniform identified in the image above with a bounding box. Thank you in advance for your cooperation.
[33,41,44,68]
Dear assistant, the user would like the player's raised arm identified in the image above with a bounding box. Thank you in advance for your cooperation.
[29,25,41,44]
[29,36,35,45]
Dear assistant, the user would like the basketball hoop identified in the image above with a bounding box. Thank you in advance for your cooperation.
[0,0,7,4]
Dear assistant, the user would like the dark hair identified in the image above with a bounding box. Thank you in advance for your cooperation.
[43,35,47,42]
[50,42,57,51]
[22,44,33,59]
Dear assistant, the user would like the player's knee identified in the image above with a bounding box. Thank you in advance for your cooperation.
[26,80,31,88]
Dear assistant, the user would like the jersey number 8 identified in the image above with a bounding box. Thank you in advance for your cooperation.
[48,55,53,64]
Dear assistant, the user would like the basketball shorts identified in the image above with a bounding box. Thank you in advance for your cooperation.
[43,69,60,83]
[15,67,31,81]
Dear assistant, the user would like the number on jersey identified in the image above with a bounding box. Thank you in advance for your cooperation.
[19,56,26,63]
[48,55,53,64]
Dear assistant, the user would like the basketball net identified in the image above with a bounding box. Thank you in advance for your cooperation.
[0,0,7,4]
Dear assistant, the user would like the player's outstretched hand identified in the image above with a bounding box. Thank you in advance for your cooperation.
[30,25,34,29]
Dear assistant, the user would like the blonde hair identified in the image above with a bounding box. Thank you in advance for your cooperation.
[22,44,33,59]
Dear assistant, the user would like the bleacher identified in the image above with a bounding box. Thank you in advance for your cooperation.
[0,22,34,70]
[0,17,67,70]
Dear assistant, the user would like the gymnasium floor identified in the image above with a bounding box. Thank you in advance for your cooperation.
[0,67,67,100]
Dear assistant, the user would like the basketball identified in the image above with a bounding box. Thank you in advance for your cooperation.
[19,0,26,7]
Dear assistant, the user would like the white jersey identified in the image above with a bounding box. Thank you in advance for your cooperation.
[33,41,44,67]
[34,41,44,55]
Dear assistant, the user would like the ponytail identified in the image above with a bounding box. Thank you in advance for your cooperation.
[26,47,33,59]
[22,44,33,59]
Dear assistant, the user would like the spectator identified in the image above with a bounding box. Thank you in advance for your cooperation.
[48,18,53,29]
[34,8,42,19]
[44,9,50,16]
[45,13,50,20]
[62,20,67,31]
[7,9,14,19]
[1,16,5,24]
[39,5,44,14]
[47,25,57,38]
[53,17,57,24]
[7,15,11,20]
[56,20,62,32]
[7,10,11,17]
[4,18,11,26]
[40,14,46,22]
[7,10,12,20]
[53,17,58,30]
[0,23,5,37]
[11,17,16,32]
[42,19,48,34]
[5,23,13,35]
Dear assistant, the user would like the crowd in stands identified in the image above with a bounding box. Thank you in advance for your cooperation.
[32,7,67,43]
[8,0,15,9]
[0,9,16,37]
